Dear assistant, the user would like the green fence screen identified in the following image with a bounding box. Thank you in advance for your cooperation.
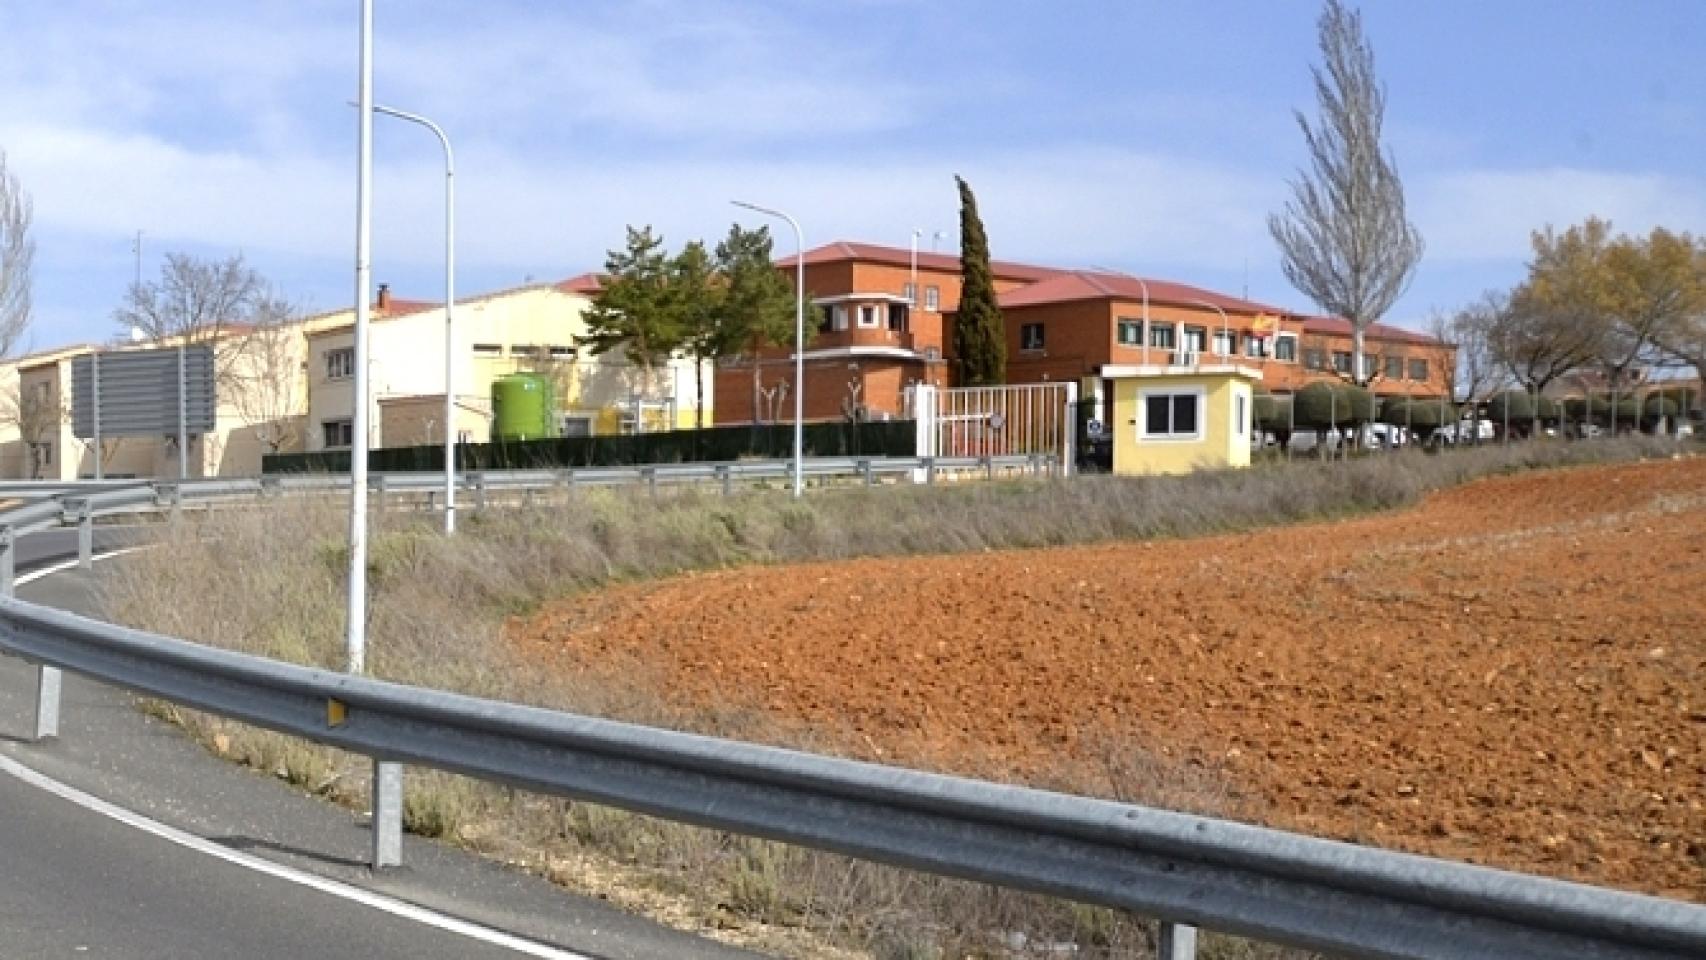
[263,420,919,474]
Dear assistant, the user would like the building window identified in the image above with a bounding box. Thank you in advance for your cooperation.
[472,343,503,357]
[1304,348,1326,370]
[888,302,909,332]
[1020,323,1045,351]
[549,345,578,359]
[1183,326,1208,352]
[1212,330,1237,356]
[28,441,50,467]
[902,282,916,303]
[1384,355,1404,380]
[817,305,833,333]
[326,347,355,380]
[1117,318,1143,346]
[561,416,593,437]
[858,304,880,328]
[924,286,940,312]
[1409,358,1430,381]
[1245,336,1269,359]
[832,305,849,331]
[1332,351,1352,374]
[322,419,354,449]
[1275,335,1298,362]
[1362,355,1377,379]
[1149,322,1176,349]
[1140,390,1203,440]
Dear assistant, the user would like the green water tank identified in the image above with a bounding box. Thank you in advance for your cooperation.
[490,373,557,442]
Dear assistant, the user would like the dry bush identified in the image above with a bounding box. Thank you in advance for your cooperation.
[96,438,1677,958]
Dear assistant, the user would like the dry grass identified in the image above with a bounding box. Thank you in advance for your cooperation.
[97,438,1681,959]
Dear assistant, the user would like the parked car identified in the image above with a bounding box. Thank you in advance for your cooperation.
[1430,419,1495,445]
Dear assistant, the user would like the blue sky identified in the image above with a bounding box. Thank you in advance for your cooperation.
[2,0,1703,353]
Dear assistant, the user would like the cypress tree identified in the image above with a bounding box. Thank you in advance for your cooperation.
[953,175,1006,385]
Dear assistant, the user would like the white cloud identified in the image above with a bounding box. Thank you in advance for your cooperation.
[1415,168,1706,262]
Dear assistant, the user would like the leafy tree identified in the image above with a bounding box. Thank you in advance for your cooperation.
[712,224,800,424]
[953,175,1005,385]
[1269,0,1423,387]
[580,226,684,422]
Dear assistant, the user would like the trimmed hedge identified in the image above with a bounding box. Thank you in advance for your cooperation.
[264,420,918,474]
[1293,382,1375,428]
[1378,396,1445,429]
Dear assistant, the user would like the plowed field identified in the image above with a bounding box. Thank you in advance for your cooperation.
[512,457,1706,900]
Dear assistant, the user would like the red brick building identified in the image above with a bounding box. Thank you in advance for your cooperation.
[709,241,1454,425]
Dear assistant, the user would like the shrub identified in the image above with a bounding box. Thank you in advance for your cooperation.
[1293,382,1375,428]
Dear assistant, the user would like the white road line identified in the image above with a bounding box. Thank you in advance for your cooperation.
[5,545,598,960]
[16,546,149,585]
[0,754,596,959]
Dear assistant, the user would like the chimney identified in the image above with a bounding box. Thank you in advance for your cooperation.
[376,283,391,311]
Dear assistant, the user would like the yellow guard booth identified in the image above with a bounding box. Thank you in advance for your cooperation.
[1103,364,1261,475]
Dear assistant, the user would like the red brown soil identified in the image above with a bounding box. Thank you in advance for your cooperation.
[511,458,1706,901]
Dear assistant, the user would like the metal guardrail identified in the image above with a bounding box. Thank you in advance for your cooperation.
[0,600,1701,960]
[1,459,1703,959]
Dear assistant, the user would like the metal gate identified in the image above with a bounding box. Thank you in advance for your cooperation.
[907,382,1076,472]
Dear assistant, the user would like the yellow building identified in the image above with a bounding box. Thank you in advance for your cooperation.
[1105,364,1260,475]
[305,279,712,453]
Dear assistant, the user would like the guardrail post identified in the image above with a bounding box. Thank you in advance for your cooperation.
[925,457,937,486]
[372,475,387,517]
[33,665,61,741]
[859,459,873,487]
[562,469,577,492]
[523,487,536,509]
[260,476,283,499]
[1157,922,1197,959]
[0,525,13,598]
[371,759,403,869]
[716,465,731,497]
[77,503,93,571]
[642,466,657,497]
[472,474,488,512]
[983,455,995,480]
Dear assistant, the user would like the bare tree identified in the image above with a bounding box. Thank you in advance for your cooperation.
[230,294,306,455]
[1269,0,1423,387]
[113,252,267,386]
[0,151,34,359]
[10,378,61,479]
[1428,293,1506,402]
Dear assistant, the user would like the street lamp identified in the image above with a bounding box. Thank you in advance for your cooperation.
[1185,298,1231,362]
[909,228,922,305]
[347,0,374,676]
[731,200,805,498]
[364,101,457,535]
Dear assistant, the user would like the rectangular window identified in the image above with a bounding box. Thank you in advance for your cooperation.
[29,441,50,467]
[1236,393,1247,436]
[924,286,940,312]
[1183,326,1207,352]
[832,305,849,331]
[1117,318,1143,346]
[1020,323,1045,351]
[1141,390,1203,439]
[1409,358,1430,381]
[1384,355,1404,380]
[472,343,502,357]
[322,419,354,449]
[1333,351,1352,374]
[888,302,909,332]
[818,305,834,333]
[1304,348,1325,371]
[1275,335,1298,362]
[1362,355,1378,379]
[1245,336,1269,359]
[1212,330,1237,356]
[326,347,355,380]
[1149,322,1176,349]
[858,304,880,328]
[902,282,916,303]
[561,416,593,437]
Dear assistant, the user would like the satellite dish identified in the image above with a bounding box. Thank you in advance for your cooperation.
[129,326,147,343]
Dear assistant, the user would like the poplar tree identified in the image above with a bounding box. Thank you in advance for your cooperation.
[953,175,1006,385]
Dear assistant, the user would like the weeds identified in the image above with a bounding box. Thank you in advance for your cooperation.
[95,438,1680,958]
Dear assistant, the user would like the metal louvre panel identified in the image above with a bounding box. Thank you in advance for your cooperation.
[71,346,216,438]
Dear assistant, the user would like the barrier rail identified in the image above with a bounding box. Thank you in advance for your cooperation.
[2,460,1703,959]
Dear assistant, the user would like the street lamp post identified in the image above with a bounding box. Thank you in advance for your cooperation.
[368,102,457,535]
[909,228,921,306]
[732,200,805,499]
[348,0,374,676]
[1186,298,1231,362]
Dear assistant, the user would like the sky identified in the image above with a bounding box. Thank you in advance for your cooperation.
[1,0,1703,355]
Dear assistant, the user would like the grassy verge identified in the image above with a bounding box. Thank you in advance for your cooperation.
[98,437,1684,959]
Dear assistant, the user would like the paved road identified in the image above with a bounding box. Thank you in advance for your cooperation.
[0,532,764,960]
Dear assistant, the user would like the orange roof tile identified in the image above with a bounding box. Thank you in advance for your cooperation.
[998,270,1292,316]
[776,241,1063,283]
[1297,315,1442,346]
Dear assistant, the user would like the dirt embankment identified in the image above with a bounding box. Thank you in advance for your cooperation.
[512,457,1706,900]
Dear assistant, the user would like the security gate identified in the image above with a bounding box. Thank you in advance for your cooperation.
[907,382,1076,474]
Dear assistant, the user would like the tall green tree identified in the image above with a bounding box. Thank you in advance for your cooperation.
[953,175,1005,385]
[1269,0,1423,387]
[713,224,801,423]
[580,226,684,424]
[670,240,722,430]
